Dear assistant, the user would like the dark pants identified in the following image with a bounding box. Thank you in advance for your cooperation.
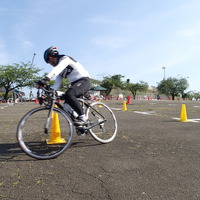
[64,77,90,115]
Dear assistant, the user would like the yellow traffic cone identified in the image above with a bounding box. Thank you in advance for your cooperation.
[122,100,127,111]
[179,104,188,122]
[46,112,66,144]
[98,99,102,107]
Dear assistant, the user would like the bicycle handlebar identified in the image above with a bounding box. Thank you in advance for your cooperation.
[35,81,54,93]
[42,86,54,94]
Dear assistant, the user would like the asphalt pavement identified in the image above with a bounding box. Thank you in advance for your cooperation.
[0,99,200,200]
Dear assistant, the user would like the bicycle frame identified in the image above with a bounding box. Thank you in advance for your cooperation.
[71,98,107,130]
[41,87,106,134]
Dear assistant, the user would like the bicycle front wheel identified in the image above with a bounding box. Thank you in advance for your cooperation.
[7,98,14,106]
[17,106,74,159]
[86,102,117,143]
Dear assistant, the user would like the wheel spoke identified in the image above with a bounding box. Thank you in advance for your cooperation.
[17,107,73,159]
[86,102,117,143]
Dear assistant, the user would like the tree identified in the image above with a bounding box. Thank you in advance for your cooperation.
[188,91,200,101]
[0,63,42,100]
[90,78,102,86]
[157,77,189,100]
[42,72,70,92]
[100,74,124,96]
[59,79,70,91]
[126,80,148,99]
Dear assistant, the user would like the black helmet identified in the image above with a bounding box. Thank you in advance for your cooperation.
[44,46,59,63]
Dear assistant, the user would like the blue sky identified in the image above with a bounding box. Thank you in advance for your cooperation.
[1,0,200,96]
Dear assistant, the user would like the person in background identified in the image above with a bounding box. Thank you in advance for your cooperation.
[14,88,20,103]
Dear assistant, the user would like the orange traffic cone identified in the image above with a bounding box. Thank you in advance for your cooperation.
[179,104,188,122]
[46,112,66,144]
[35,98,39,103]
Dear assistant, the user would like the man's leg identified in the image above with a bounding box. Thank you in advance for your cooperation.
[64,78,90,115]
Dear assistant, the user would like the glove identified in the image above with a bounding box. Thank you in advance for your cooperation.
[36,79,46,86]
[36,77,50,86]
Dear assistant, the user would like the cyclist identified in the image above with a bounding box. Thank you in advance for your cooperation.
[13,88,20,103]
[36,46,91,126]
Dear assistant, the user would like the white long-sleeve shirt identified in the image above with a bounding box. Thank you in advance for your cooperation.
[46,55,90,90]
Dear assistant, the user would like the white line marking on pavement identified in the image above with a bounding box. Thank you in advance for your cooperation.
[134,111,155,115]
[172,117,200,123]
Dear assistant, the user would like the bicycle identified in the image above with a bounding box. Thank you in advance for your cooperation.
[7,94,25,106]
[17,86,117,159]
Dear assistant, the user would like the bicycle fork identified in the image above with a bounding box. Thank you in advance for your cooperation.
[44,102,56,134]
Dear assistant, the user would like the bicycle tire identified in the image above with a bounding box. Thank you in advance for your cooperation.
[17,106,74,159]
[86,101,117,143]
[7,98,14,106]
[16,97,25,105]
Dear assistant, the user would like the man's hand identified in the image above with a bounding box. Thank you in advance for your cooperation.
[35,83,41,89]
[36,79,47,86]
[35,77,50,88]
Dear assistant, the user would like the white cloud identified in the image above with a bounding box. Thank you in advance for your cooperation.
[89,16,118,25]
[91,36,128,49]
[22,40,34,49]
[0,7,9,12]
[89,16,136,27]
[176,29,200,37]
[0,37,8,64]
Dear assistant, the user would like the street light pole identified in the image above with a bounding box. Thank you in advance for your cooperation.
[29,53,36,95]
[162,66,166,80]
[31,53,36,66]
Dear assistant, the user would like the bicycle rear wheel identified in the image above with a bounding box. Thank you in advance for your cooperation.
[16,97,25,105]
[86,102,117,143]
[17,106,74,159]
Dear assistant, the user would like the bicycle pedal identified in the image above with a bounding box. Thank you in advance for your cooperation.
[77,130,86,136]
